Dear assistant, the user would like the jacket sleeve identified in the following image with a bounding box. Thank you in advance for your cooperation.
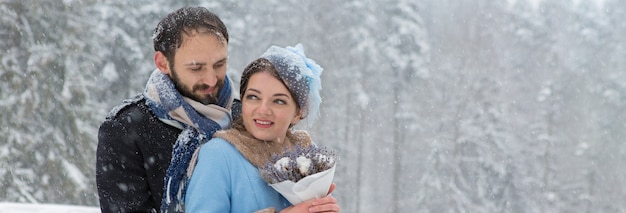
[185,139,233,213]
[96,116,155,213]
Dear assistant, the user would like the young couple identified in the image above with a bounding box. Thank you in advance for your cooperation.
[96,6,340,213]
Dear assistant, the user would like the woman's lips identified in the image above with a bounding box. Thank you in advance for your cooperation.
[254,119,273,128]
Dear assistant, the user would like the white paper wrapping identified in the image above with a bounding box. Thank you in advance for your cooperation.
[268,165,336,205]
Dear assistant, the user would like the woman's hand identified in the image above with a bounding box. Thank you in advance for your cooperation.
[279,196,340,213]
[279,183,340,213]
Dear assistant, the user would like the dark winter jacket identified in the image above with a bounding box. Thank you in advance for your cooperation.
[96,94,241,213]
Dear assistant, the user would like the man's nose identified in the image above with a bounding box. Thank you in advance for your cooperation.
[201,69,217,87]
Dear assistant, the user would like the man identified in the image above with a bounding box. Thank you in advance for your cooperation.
[96,7,240,213]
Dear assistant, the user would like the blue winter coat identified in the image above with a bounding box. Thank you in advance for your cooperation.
[185,138,291,212]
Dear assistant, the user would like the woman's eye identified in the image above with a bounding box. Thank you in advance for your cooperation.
[274,99,287,105]
[245,94,258,100]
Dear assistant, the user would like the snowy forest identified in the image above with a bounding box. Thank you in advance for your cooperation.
[1,0,626,212]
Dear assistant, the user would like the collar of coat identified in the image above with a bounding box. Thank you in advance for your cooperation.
[213,124,312,168]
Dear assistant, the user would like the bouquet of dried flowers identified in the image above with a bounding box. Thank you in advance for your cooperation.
[260,144,338,204]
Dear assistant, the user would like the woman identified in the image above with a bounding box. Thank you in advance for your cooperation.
[185,44,340,212]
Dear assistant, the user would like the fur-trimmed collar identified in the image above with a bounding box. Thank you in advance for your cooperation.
[213,124,312,168]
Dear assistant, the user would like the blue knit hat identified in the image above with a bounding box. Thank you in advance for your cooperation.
[260,44,323,127]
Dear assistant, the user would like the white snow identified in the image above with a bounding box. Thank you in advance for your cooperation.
[62,160,88,190]
[102,62,118,82]
[0,203,99,213]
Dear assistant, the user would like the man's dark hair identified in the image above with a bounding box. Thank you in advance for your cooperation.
[153,6,229,63]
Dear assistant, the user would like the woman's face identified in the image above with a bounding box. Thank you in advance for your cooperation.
[242,71,301,143]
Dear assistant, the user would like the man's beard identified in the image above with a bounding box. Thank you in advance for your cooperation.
[170,67,224,105]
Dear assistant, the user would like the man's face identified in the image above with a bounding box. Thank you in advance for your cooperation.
[168,30,228,105]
